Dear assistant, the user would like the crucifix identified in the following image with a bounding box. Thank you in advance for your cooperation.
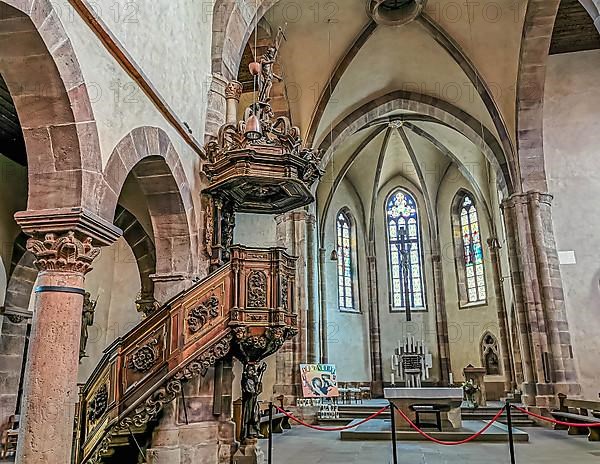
[399,229,412,322]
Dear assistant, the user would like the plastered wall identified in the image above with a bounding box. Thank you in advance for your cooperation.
[437,165,502,384]
[322,179,371,382]
[544,49,600,399]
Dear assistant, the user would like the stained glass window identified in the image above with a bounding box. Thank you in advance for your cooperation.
[460,195,486,303]
[336,211,355,311]
[386,189,425,310]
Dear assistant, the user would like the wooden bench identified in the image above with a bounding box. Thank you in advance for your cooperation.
[551,394,600,441]
[258,408,291,438]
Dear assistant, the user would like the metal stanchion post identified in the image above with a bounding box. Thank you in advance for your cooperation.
[389,402,398,464]
[268,402,273,464]
[506,401,516,464]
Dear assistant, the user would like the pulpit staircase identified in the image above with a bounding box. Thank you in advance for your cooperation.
[73,246,298,464]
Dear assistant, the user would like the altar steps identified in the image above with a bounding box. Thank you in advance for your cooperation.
[319,403,537,427]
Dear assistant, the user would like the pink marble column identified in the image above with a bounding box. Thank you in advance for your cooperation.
[13,230,103,464]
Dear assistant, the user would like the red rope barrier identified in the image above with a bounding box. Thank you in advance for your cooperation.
[273,405,389,431]
[393,404,507,445]
[513,405,600,428]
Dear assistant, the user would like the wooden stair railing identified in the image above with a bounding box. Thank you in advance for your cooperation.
[74,246,298,464]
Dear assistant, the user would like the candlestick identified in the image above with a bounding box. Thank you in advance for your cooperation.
[449,373,454,385]
[391,373,395,386]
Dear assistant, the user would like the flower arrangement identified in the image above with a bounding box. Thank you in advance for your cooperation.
[462,379,481,409]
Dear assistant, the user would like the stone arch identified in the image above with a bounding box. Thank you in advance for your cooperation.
[317,91,515,194]
[0,0,103,212]
[516,0,561,192]
[517,0,600,192]
[101,127,196,296]
[113,205,157,315]
[211,0,281,81]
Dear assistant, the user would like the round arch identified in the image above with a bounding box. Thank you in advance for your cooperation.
[0,0,103,212]
[211,0,281,81]
[100,127,196,284]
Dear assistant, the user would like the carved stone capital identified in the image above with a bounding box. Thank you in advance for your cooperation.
[26,231,101,274]
[225,80,243,101]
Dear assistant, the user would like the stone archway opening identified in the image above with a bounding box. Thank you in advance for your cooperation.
[0,1,103,214]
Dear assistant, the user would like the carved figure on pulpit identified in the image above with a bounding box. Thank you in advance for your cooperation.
[80,292,97,361]
[240,362,267,441]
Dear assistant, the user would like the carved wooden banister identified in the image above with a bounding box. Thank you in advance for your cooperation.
[75,246,298,464]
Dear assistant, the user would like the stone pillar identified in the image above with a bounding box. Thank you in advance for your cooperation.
[148,370,236,464]
[273,211,310,402]
[205,73,228,144]
[318,248,328,363]
[305,214,319,364]
[501,193,580,408]
[0,316,28,434]
[487,237,517,396]
[225,81,243,126]
[366,252,383,396]
[431,252,451,386]
[13,209,120,464]
[151,273,194,305]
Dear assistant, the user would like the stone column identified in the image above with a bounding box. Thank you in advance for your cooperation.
[366,252,383,396]
[431,251,451,386]
[501,193,580,408]
[225,81,243,126]
[205,73,228,144]
[318,248,328,363]
[14,209,120,464]
[273,211,310,402]
[305,214,319,363]
[487,237,517,395]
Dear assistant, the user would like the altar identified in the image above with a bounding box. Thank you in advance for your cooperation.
[384,387,464,430]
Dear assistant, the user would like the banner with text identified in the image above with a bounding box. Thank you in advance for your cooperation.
[300,364,339,398]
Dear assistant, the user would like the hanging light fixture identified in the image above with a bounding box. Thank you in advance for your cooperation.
[330,248,338,261]
[245,114,262,140]
[245,0,263,141]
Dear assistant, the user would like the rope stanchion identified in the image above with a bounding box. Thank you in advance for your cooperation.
[391,403,507,446]
[506,401,516,464]
[268,402,273,464]
[389,401,398,464]
[513,405,600,428]
[273,405,389,431]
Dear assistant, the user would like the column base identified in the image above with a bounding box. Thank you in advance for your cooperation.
[371,380,384,398]
[233,438,264,464]
[147,421,235,464]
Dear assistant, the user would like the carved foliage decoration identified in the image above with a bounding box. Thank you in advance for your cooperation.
[247,271,267,308]
[26,231,100,274]
[87,335,233,464]
[88,384,109,424]
[280,274,289,310]
[187,296,219,334]
[204,196,214,258]
[128,338,160,373]
[233,326,297,364]
[116,334,232,432]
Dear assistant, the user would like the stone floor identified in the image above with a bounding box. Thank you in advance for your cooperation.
[271,426,600,463]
